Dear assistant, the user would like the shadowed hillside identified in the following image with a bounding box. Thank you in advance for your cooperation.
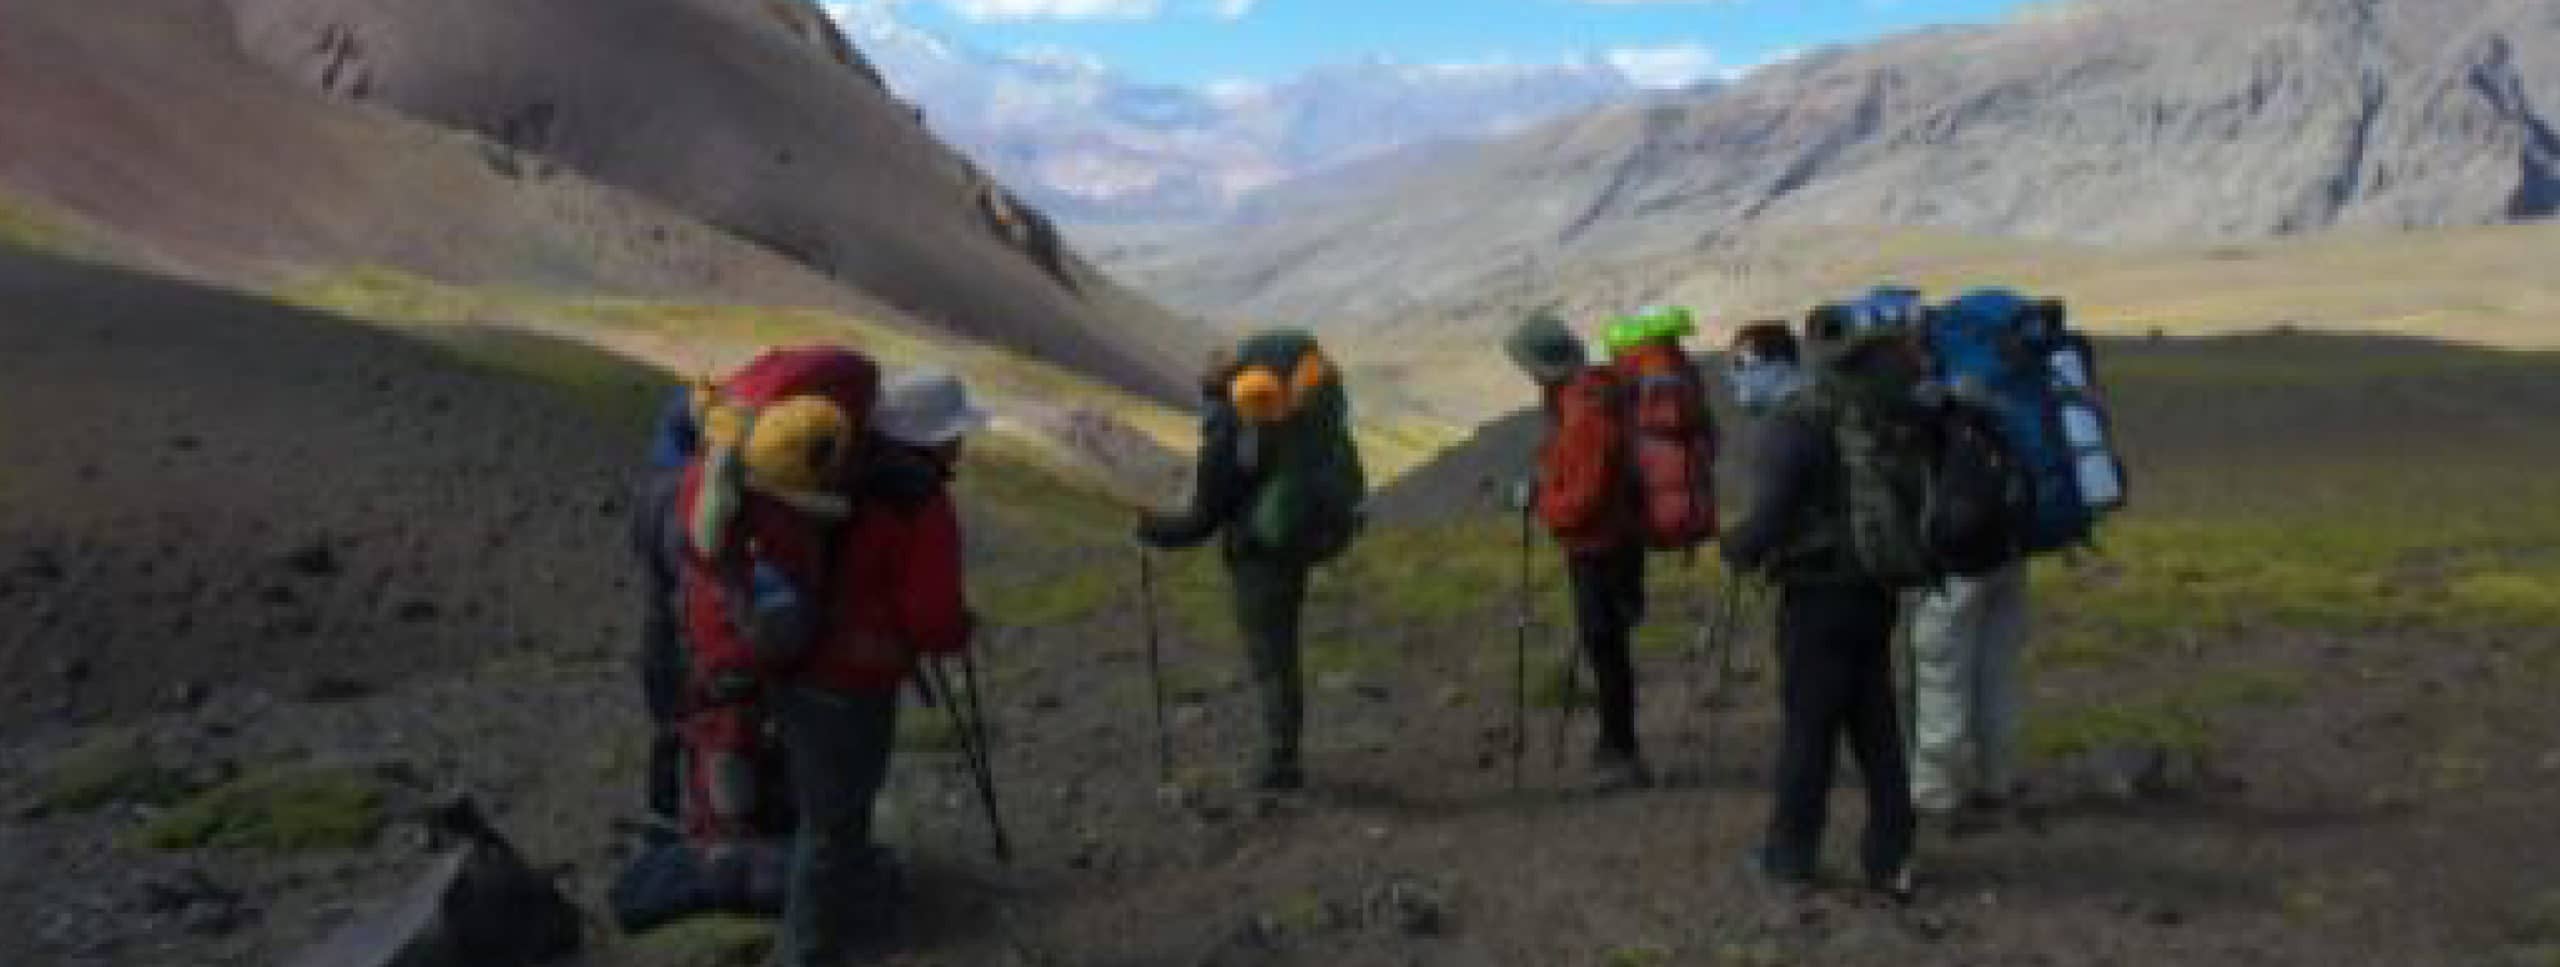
[0,0,1209,403]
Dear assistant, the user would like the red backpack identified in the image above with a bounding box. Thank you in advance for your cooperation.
[1615,342,1719,550]
[1535,367,1633,552]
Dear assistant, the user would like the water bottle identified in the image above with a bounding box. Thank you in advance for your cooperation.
[2048,341,2094,393]
[2055,393,2124,511]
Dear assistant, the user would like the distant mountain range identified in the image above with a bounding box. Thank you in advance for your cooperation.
[1092,0,2560,329]
[828,1,1691,223]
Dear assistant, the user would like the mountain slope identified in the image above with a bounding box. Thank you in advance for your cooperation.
[833,1,1653,223]
[0,0,1208,403]
[1104,0,2560,329]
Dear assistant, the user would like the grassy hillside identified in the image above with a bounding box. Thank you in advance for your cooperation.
[1336,220,2560,425]
[274,264,1460,497]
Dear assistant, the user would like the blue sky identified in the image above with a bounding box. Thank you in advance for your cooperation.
[858,0,2043,87]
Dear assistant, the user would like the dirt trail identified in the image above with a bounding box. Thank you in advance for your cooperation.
[5,247,2558,966]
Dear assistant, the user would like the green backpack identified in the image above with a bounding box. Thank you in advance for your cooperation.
[1782,374,1940,589]
[1232,330,1367,564]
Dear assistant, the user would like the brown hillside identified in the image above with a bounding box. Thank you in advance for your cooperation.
[223,0,1203,400]
[1104,0,2560,331]
[0,0,1205,402]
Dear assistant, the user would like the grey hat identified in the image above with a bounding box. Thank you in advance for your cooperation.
[871,367,990,446]
[1505,310,1588,386]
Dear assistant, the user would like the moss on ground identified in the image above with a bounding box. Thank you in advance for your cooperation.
[34,730,199,813]
[0,193,80,254]
[622,915,776,967]
[2023,668,2306,760]
[138,767,389,851]
[896,704,965,753]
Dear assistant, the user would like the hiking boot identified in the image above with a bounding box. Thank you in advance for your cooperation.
[1744,847,1817,897]
[1589,745,1656,792]
[1867,864,1916,906]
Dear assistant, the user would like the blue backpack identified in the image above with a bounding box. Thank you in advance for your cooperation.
[1922,288,2121,553]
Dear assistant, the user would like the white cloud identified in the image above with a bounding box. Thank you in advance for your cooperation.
[1603,42,1721,89]
[1011,44,1111,73]
[1717,46,1807,81]
[1202,78,1271,106]
[1207,0,1258,19]
[936,0,1162,21]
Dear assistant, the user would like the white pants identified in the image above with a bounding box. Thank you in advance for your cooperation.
[1908,561,2030,813]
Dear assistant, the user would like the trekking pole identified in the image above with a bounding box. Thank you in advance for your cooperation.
[1136,546,1174,785]
[1552,635,1581,771]
[928,656,1011,862]
[958,642,1009,862]
[1512,495,1534,790]
[1698,568,1747,789]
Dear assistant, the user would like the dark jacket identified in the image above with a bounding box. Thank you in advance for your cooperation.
[1720,407,1853,584]
[1138,392,1261,554]
[1723,347,1923,585]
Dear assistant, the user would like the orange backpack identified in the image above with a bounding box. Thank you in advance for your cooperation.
[1615,342,1719,550]
[1535,367,1633,551]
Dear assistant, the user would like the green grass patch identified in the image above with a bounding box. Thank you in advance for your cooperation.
[978,564,1123,629]
[0,193,82,254]
[33,730,200,814]
[1602,945,1675,967]
[418,326,671,429]
[1526,656,1595,711]
[896,705,965,753]
[2024,668,2307,760]
[138,768,389,851]
[623,914,776,967]
[2025,700,2214,761]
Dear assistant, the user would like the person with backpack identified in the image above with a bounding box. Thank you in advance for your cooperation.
[630,387,703,838]
[768,365,988,966]
[1719,299,1926,901]
[665,346,909,964]
[1907,289,2124,833]
[1138,329,1367,792]
[1502,306,1719,789]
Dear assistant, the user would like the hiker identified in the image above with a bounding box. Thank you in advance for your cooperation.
[631,387,702,837]
[1907,289,2126,832]
[1137,331,1367,792]
[778,365,986,967]
[1719,301,1924,900]
[1502,307,1720,788]
[667,347,887,956]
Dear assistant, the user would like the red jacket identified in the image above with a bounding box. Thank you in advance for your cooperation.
[677,460,969,700]
[798,484,968,693]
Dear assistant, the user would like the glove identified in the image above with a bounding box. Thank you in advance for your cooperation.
[1504,478,1537,513]
[1132,513,1171,549]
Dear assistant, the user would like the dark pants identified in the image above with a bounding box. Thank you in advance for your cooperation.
[638,611,686,821]
[1566,544,1647,757]
[1765,582,1914,881]
[632,471,690,822]
[772,684,901,967]
[1229,555,1311,772]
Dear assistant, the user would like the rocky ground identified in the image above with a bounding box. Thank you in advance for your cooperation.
[5,246,2559,966]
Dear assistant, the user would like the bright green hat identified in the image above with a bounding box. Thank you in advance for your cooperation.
[1603,305,1697,355]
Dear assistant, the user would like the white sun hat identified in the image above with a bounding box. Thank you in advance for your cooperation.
[871,367,991,446]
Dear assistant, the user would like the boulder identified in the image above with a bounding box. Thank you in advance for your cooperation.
[283,798,582,967]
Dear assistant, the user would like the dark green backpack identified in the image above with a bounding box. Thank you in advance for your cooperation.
[1232,330,1367,564]
[1782,375,1940,589]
